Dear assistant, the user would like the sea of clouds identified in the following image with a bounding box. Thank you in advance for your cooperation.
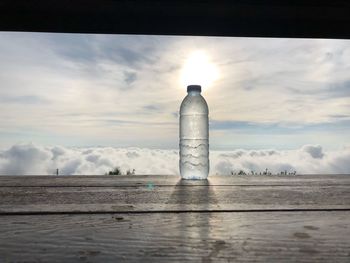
[0,143,349,175]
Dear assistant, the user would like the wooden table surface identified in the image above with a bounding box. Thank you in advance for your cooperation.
[0,175,349,262]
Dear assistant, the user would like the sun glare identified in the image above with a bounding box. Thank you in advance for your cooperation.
[180,51,218,91]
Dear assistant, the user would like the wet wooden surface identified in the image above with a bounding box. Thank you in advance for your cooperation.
[0,175,349,262]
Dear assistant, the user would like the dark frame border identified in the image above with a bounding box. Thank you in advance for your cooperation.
[1,0,350,39]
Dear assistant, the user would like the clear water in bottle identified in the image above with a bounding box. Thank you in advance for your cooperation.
[179,85,209,179]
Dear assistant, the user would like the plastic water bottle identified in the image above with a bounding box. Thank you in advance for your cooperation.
[179,85,209,179]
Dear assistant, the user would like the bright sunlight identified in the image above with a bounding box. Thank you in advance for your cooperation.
[180,50,219,90]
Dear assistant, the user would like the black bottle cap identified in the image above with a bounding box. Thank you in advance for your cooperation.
[187,85,201,92]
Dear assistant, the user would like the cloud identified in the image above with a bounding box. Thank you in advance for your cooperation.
[209,119,350,141]
[0,144,51,175]
[287,79,350,99]
[0,143,349,175]
[123,71,137,85]
[45,34,158,68]
[212,145,350,175]
[109,46,156,68]
[301,144,324,159]
[0,95,49,105]
[143,104,162,111]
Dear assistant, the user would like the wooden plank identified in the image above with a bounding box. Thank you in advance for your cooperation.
[0,211,349,262]
[1,184,349,213]
[1,175,349,187]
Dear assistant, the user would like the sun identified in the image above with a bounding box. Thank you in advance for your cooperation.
[180,50,219,91]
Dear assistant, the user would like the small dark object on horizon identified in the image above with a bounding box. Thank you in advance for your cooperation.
[108,167,122,175]
[126,169,136,175]
[107,167,136,175]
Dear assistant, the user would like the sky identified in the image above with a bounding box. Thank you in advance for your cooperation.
[0,32,349,175]
[0,32,349,150]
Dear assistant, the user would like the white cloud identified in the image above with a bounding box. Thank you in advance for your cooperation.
[0,143,349,175]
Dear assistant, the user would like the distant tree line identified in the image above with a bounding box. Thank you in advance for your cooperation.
[230,169,297,176]
[53,167,136,176]
[106,167,136,175]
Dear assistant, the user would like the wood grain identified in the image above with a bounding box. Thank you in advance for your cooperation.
[0,175,349,262]
[0,184,349,213]
[0,211,349,262]
[1,174,349,187]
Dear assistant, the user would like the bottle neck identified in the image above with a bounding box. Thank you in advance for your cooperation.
[188,91,201,96]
